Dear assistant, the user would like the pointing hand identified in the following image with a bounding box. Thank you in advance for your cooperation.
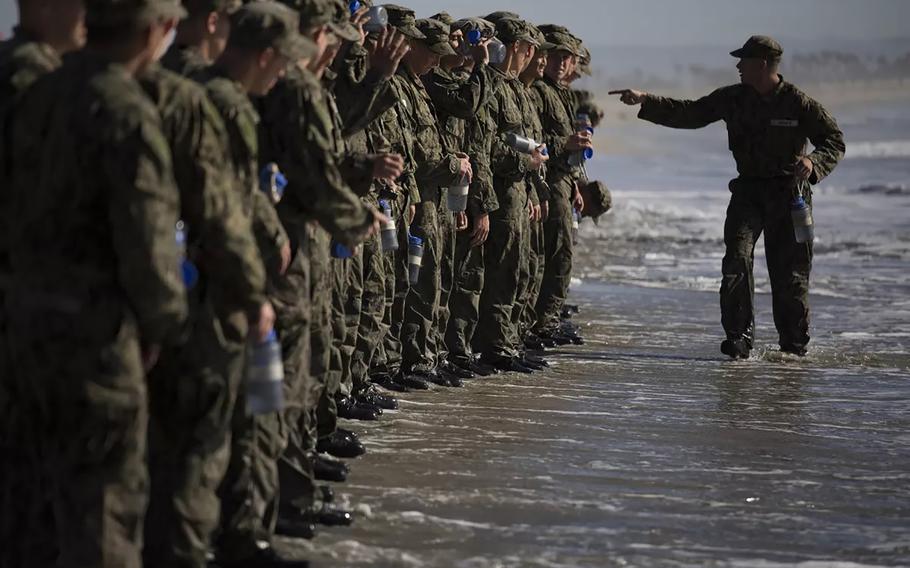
[608,89,647,106]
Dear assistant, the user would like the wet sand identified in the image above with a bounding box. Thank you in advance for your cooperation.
[281,282,910,567]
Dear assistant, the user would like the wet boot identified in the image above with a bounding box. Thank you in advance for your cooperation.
[721,338,751,360]
[314,455,349,482]
[316,429,366,459]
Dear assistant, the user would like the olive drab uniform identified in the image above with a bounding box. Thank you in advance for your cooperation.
[257,62,374,516]
[138,64,268,568]
[516,80,550,341]
[199,65,291,558]
[4,50,187,568]
[638,78,845,351]
[394,65,466,375]
[0,28,65,568]
[533,72,581,334]
[423,63,498,369]
[473,67,535,361]
[332,40,398,396]
[444,57,503,367]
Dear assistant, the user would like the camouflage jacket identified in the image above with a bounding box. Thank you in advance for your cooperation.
[639,77,845,183]
[256,65,373,249]
[0,28,64,279]
[161,44,210,79]
[139,64,266,325]
[423,65,501,216]
[393,67,464,205]
[517,79,551,205]
[490,71,534,219]
[199,65,289,277]
[533,75,582,194]
[6,51,186,343]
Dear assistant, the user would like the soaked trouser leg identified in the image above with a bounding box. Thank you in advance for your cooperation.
[339,242,364,397]
[763,183,813,352]
[306,229,333,448]
[7,304,148,568]
[444,225,484,366]
[316,256,349,437]
[145,304,244,568]
[510,206,533,349]
[474,210,523,359]
[435,201,456,366]
[720,183,764,348]
[382,201,410,376]
[534,190,574,333]
[352,230,386,392]
[401,201,442,374]
[521,219,545,335]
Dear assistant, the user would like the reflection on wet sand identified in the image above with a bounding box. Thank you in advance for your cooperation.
[281,283,910,567]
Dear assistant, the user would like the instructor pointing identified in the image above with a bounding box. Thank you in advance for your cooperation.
[611,35,845,359]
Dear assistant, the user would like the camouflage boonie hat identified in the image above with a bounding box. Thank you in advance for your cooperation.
[730,35,783,59]
[530,24,555,52]
[484,11,520,24]
[578,45,592,75]
[183,0,241,16]
[538,24,582,56]
[415,18,456,56]
[328,0,361,42]
[429,11,454,26]
[85,0,187,26]
[383,4,425,39]
[495,17,539,47]
[452,17,496,39]
[585,180,612,222]
[280,0,358,41]
[230,1,317,60]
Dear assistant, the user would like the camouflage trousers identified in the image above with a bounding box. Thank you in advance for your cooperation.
[520,219,546,338]
[3,298,149,568]
[217,243,313,560]
[721,177,813,351]
[377,197,411,376]
[316,251,356,436]
[510,203,533,351]
[433,197,457,367]
[145,302,245,568]
[535,183,575,333]
[474,205,526,359]
[351,228,386,389]
[445,217,485,365]
[401,200,443,374]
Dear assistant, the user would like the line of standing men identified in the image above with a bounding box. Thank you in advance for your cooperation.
[0,1,613,567]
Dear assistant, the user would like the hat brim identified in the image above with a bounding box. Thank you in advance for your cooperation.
[426,41,457,56]
[396,25,427,40]
[730,47,778,59]
[277,34,318,61]
[537,40,557,52]
[330,21,362,43]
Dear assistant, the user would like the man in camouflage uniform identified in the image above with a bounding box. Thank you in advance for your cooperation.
[138,20,277,568]
[442,16,503,378]
[3,1,187,566]
[0,2,86,563]
[393,15,473,386]
[612,35,845,358]
[162,0,240,76]
[256,0,387,538]
[473,17,548,373]
[195,4,316,565]
[422,14,499,382]
[516,24,555,351]
[532,25,592,343]
[331,7,409,411]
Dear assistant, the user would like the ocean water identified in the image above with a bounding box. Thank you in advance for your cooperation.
[280,98,910,566]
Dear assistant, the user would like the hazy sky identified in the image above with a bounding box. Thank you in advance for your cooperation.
[2,0,908,47]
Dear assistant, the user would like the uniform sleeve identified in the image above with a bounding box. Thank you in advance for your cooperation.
[801,97,845,184]
[489,92,532,185]
[638,87,729,129]
[264,82,372,248]
[106,116,187,344]
[191,99,267,316]
[423,66,493,120]
[534,83,572,172]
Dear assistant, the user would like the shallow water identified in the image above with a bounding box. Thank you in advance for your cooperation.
[282,283,910,567]
[278,96,910,567]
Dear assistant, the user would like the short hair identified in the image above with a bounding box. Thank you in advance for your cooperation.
[766,56,781,69]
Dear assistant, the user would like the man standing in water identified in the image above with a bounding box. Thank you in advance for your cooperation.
[611,36,845,359]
